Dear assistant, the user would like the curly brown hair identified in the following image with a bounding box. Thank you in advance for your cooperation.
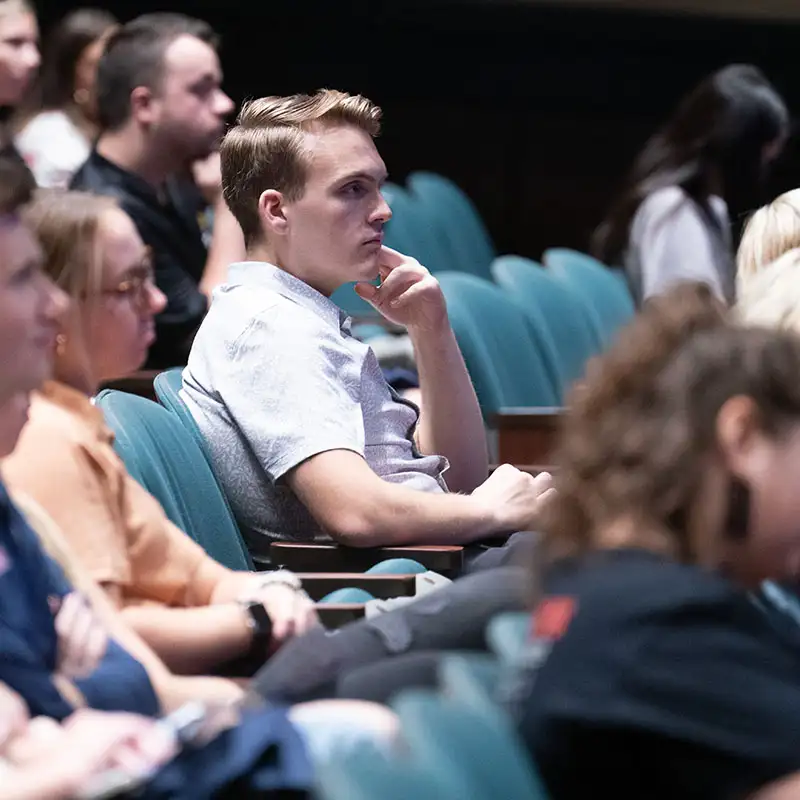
[546,281,800,564]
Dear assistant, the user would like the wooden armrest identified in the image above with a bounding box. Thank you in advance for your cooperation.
[315,603,366,628]
[296,572,417,601]
[489,407,564,465]
[98,369,161,403]
[270,543,464,576]
[488,464,555,476]
[251,553,272,572]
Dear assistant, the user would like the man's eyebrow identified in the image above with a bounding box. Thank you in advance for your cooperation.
[335,169,388,185]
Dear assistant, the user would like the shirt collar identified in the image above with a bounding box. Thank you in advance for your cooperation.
[226,261,351,333]
[40,380,114,443]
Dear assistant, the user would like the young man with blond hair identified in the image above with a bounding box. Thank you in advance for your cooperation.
[182,89,553,560]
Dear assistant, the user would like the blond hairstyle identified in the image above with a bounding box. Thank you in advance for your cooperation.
[736,248,800,333]
[737,188,800,294]
[22,189,119,299]
[220,89,382,245]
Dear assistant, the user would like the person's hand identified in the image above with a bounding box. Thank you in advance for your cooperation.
[237,580,320,648]
[354,247,448,333]
[52,593,108,681]
[191,151,223,206]
[6,709,177,795]
[187,698,241,747]
[471,465,556,533]
[0,683,29,755]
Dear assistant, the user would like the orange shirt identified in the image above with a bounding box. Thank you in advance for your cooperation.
[2,381,227,609]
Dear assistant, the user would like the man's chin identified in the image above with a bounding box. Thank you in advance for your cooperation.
[359,255,382,282]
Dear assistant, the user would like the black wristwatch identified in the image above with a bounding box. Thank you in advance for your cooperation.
[240,600,273,652]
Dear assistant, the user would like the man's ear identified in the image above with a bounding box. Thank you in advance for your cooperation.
[716,394,762,479]
[258,189,288,237]
[130,86,156,126]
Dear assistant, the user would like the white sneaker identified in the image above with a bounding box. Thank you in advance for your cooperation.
[415,571,452,596]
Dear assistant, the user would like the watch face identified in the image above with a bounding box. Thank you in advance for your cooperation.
[247,601,273,640]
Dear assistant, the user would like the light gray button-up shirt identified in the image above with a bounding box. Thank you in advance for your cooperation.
[181,262,449,554]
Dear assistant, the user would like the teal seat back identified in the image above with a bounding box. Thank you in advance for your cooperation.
[409,171,495,280]
[395,691,550,800]
[329,283,375,317]
[153,368,213,456]
[492,255,603,391]
[383,182,453,274]
[439,653,501,719]
[436,272,561,415]
[381,181,419,254]
[95,389,253,570]
[486,611,530,664]
[316,743,447,800]
[543,248,635,345]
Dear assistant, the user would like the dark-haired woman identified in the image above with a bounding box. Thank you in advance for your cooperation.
[593,65,788,305]
[516,283,800,799]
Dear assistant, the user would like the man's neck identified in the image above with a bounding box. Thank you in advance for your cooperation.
[246,243,336,297]
[96,127,178,188]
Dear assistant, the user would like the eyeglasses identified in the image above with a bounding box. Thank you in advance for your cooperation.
[89,258,158,310]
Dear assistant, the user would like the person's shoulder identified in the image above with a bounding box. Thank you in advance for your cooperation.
[17,110,81,143]
[23,390,100,453]
[214,282,339,345]
[69,152,128,200]
[191,281,288,358]
[635,186,693,222]
[544,549,739,630]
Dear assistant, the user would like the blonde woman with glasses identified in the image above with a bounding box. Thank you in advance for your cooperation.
[3,190,324,679]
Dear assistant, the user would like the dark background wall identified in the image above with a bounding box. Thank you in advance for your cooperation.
[33,0,800,261]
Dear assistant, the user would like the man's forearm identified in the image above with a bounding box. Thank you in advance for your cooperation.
[121,603,252,675]
[409,323,488,493]
[313,471,501,547]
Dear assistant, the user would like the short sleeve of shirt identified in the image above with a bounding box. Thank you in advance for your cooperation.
[221,308,366,482]
[519,565,800,799]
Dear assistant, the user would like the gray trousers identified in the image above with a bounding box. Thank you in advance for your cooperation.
[251,559,531,705]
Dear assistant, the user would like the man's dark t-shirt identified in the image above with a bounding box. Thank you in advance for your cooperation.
[515,549,800,800]
[70,150,209,369]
